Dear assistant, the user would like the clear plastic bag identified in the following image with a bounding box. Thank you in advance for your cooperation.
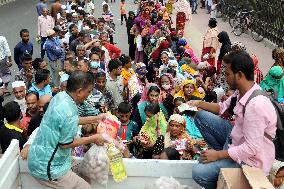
[79,144,109,187]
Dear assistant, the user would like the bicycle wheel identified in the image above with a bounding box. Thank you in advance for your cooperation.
[233,24,243,36]
[251,31,264,42]
[229,14,237,28]
[231,17,241,29]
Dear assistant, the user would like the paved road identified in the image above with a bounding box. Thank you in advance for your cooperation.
[183,8,275,75]
[0,0,275,103]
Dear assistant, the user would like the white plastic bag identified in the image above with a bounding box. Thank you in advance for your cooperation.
[79,145,109,187]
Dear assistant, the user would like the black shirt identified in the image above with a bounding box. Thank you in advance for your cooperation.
[0,124,26,153]
[27,112,43,137]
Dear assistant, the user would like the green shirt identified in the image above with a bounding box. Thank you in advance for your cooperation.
[27,91,79,180]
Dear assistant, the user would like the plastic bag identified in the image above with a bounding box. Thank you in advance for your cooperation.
[97,115,121,139]
[79,144,109,186]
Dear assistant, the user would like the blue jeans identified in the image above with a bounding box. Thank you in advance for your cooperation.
[192,110,240,189]
[191,0,198,13]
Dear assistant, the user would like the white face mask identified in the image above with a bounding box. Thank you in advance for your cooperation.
[162,84,171,90]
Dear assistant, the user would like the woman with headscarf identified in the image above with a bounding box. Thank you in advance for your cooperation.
[174,80,205,101]
[272,47,284,71]
[201,18,219,67]
[159,51,171,75]
[260,66,284,98]
[168,59,186,85]
[163,114,195,160]
[128,62,148,102]
[126,11,136,60]
[175,0,192,31]
[132,83,168,129]
[268,160,284,189]
[214,41,246,91]
[159,73,176,115]
[150,40,170,62]
[216,31,231,73]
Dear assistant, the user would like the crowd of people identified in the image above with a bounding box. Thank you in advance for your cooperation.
[0,0,284,188]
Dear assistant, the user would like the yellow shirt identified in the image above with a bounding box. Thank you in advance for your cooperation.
[121,68,135,86]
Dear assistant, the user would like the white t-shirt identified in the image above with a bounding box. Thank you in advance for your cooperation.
[210,4,217,18]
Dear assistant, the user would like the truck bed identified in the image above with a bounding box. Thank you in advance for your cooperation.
[0,140,201,189]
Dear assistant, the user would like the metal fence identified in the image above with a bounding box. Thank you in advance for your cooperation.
[223,0,284,47]
[0,0,15,6]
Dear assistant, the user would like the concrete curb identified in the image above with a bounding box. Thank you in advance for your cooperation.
[0,0,15,6]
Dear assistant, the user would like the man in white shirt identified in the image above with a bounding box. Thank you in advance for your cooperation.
[106,59,124,110]
[0,35,12,94]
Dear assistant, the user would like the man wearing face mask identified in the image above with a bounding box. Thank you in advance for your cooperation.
[12,81,27,113]
[44,29,65,87]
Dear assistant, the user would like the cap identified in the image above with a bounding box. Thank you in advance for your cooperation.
[12,81,26,89]
[60,74,69,84]
[46,29,55,37]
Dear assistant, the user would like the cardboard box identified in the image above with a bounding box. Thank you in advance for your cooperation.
[217,165,274,189]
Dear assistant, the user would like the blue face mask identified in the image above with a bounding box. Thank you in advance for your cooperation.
[90,61,100,69]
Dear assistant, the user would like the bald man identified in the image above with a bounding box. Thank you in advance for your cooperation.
[27,95,52,136]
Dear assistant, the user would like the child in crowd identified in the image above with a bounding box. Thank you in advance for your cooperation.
[137,103,167,159]
[117,102,139,141]
[173,97,185,114]
[120,0,127,25]
[159,147,181,160]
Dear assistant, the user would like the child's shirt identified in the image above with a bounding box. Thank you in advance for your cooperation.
[120,2,127,15]
[118,120,139,141]
[102,11,114,22]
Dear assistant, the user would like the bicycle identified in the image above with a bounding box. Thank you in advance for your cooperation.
[232,10,264,42]
[221,5,241,28]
